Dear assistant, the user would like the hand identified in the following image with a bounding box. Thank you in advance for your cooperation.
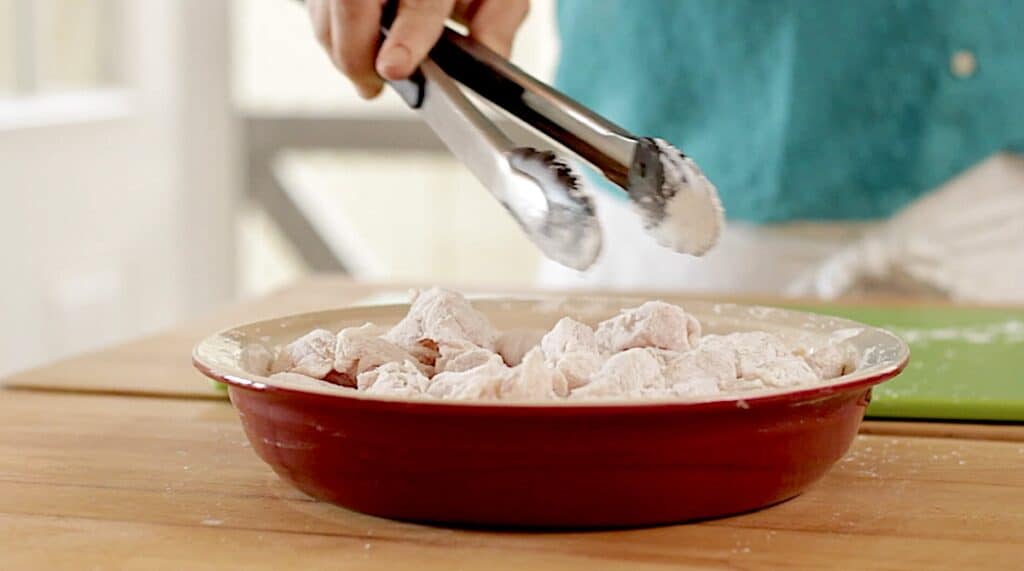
[307,0,529,99]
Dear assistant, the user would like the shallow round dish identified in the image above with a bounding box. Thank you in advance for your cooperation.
[193,296,909,528]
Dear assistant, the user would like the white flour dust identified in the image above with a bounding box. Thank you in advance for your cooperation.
[646,139,724,256]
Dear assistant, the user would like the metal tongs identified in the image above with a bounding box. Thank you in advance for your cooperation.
[378,3,719,270]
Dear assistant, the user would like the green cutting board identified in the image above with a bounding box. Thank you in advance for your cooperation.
[789,304,1024,422]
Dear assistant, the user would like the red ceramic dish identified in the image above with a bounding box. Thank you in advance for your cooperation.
[193,296,909,528]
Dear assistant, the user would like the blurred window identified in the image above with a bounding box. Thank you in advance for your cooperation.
[0,0,120,97]
[229,0,560,290]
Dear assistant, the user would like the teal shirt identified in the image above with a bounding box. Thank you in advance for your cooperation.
[555,0,1024,223]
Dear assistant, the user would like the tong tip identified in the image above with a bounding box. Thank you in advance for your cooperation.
[628,138,724,256]
[507,148,602,270]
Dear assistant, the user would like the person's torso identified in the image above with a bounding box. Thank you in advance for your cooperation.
[555,0,1024,222]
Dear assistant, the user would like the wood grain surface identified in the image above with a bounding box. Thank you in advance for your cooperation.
[2,390,1022,570]
[2,277,1023,569]
[0,279,385,399]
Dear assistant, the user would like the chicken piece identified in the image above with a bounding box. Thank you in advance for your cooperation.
[426,354,508,400]
[239,343,274,376]
[667,377,720,398]
[553,351,605,390]
[499,348,568,401]
[701,332,821,390]
[435,340,497,374]
[385,288,499,351]
[357,361,431,397]
[333,323,428,378]
[748,357,820,388]
[409,338,440,368]
[792,330,861,379]
[322,370,356,387]
[539,317,604,389]
[571,348,662,399]
[595,301,701,353]
[699,332,791,379]
[656,347,736,385]
[643,347,733,397]
[495,327,546,366]
[269,371,356,395]
[541,317,600,358]
[797,343,858,379]
[273,328,336,379]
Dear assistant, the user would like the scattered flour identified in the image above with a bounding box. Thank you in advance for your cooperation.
[242,288,860,402]
[889,320,1024,345]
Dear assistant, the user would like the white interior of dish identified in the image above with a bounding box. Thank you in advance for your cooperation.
[194,296,909,406]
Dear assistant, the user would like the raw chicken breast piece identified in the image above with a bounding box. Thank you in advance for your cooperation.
[357,361,431,397]
[386,288,499,351]
[700,332,791,379]
[656,347,736,385]
[435,340,498,374]
[408,338,440,368]
[792,330,861,379]
[553,351,605,390]
[667,377,720,397]
[334,323,428,378]
[798,343,859,379]
[748,357,820,388]
[541,318,600,359]
[273,328,336,379]
[654,348,730,396]
[571,348,662,399]
[539,318,604,389]
[426,354,508,400]
[500,348,569,401]
[596,301,701,353]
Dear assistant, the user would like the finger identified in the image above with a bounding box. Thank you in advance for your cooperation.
[377,0,456,81]
[451,0,482,26]
[308,0,332,49]
[462,0,528,57]
[329,0,384,98]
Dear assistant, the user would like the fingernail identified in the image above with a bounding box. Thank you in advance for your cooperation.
[376,44,411,79]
